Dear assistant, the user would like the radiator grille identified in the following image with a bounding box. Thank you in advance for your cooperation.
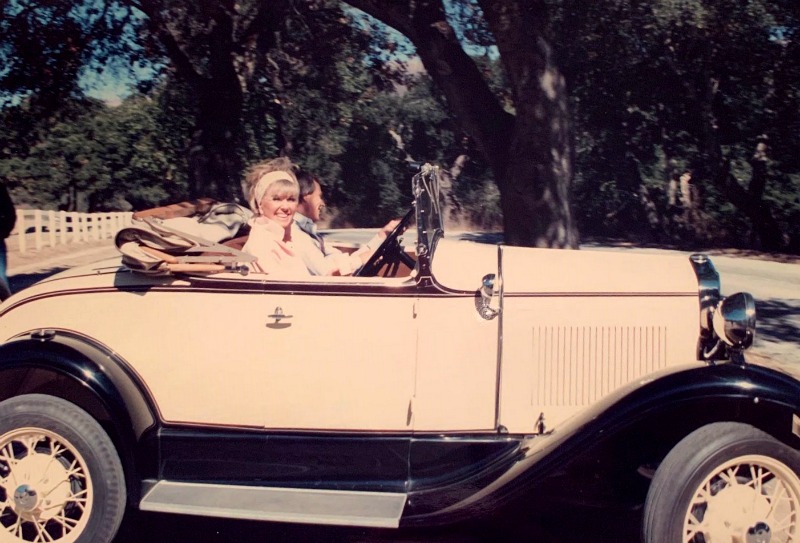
[531,326,668,406]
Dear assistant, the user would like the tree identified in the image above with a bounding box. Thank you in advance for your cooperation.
[343,0,579,247]
[1,1,379,201]
[2,0,577,246]
[6,0,795,251]
[553,0,800,250]
[0,93,189,211]
[645,0,794,249]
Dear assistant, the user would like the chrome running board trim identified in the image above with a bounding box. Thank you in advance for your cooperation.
[139,480,406,528]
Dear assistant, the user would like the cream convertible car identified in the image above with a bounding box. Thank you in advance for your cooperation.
[0,165,799,543]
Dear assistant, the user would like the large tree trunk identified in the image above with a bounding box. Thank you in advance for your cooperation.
[188,30,244,201]
[481,0,577,247]
[345,0,578,248]
[139,0,246,202]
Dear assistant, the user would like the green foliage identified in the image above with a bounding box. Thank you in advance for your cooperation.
[288,71,498,228]
[0,0,149,111]
[0,92,188,211]
[241,4,497,227]
[1,0,798,251]
[552,0,800,250]
[317,90,416,226]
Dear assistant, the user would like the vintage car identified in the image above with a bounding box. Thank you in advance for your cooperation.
[0,164,798,543]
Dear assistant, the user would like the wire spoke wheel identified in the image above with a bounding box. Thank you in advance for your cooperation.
[644,422,800,543]
[0,428,93,543]
[683,454,799,543]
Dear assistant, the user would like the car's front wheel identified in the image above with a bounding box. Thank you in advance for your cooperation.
[0,394,126,543]
[643,422,800,543]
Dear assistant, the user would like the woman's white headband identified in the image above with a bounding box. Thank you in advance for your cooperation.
[253,170,297,207]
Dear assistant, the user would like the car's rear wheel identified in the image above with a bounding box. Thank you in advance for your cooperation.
[0,394,126,543]
[643,422,800,543]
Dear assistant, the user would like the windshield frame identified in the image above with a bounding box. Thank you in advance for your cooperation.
[412,163,444,277]
[411,164,444,258]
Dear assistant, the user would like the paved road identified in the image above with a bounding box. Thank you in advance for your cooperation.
[111,505,641,543]
[7,240,119,292]
[714,254,800,372]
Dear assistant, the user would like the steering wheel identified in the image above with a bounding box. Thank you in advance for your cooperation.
[355,208,416,277]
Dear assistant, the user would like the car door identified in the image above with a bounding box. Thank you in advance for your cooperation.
[256,276,419,431]
[410,239,501,432]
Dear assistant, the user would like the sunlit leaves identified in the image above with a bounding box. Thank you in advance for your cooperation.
[0,0,151,111]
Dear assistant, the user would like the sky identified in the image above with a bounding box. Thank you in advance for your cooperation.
[81,71,130,105]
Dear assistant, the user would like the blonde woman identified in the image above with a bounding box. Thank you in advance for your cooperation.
[242,159,309,277]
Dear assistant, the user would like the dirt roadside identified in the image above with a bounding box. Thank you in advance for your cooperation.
[7,238,118,276]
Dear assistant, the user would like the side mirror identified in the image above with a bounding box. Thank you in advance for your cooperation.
[712,292,757,350]
[479,274,501,320]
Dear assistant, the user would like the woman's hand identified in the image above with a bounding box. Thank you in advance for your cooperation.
[254,216,289,238]
[378,219,402,239]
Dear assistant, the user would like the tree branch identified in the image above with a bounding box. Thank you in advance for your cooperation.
[135,0,204,87]
[342,0,414,36]
[343,0,514,172]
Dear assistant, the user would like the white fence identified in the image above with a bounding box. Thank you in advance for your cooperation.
[10,209,134,253]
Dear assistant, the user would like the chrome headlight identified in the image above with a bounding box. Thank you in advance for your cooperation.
[689,254,757,360]
[712,292,757,350]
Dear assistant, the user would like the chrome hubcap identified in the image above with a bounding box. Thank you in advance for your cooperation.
[13,485,39,513]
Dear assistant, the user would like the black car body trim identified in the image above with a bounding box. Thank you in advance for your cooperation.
[0,329,160,502]
[399,361,800,525]
[156,427,411,492]
[0,329,157,439]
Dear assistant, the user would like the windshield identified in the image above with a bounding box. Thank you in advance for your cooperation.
[413,163,444,262]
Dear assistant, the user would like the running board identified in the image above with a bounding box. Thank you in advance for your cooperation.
[139,480,406,528]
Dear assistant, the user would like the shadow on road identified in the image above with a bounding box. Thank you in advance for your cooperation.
[8,267,70,295]
[115,505,641,543]
[755,298,800,345]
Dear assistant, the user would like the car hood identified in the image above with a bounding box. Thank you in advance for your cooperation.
[430,238,699,294]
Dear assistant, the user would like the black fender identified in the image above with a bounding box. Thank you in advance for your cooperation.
[402,361,800,526]
[0,328,159,503]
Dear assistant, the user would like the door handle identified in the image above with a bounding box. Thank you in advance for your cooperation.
[267,306,293,323]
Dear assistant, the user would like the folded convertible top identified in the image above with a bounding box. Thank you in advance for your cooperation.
[115,199,256,274]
